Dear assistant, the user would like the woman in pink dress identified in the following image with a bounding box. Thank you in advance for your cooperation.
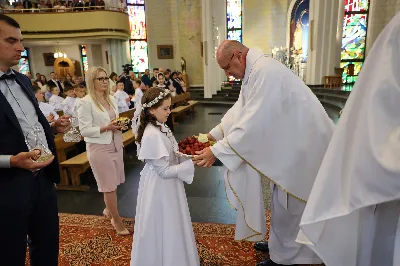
[77,66,129,235]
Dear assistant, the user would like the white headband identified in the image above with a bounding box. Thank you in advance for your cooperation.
[142,89,171,108]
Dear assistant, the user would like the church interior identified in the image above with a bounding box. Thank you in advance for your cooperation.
[1,0,399,265]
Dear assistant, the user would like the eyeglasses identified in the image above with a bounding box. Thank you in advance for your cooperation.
[222,53,241,71]
[222,53,235,71]
[96,77,110,82]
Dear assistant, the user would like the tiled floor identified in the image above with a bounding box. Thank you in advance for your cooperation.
[57,104,339,224]
[57,105,238,224]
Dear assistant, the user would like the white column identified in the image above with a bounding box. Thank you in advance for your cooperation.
[334,0,344,69]
[170,0,181,71]
[202,0,226,98]
[306,0,342,85]
[107,39,130,75]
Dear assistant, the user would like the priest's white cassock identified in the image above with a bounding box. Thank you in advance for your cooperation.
[209,49,334,264]
[296,12,400,266]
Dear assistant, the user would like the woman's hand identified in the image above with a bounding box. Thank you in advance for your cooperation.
[105,121,123,132]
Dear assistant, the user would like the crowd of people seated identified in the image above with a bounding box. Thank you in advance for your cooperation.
[0,0,126,12]
[24,67,187,125]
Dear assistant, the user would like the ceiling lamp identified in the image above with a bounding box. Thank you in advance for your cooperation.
[54,44,67,59]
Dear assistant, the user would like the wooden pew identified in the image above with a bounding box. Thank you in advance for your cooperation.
[56,108,136,191]
[323,76,342,88]
[170,92,198,131]
[58,130,135,191]
[54,133,83,186]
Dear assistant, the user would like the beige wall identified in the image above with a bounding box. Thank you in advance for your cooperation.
[146,0,203,85]
[243,0,290,53]
[366,0,400,55]
[27,42,111,78]
[28,45,82,77]
[175,0,203,85]
[146,0,175,70]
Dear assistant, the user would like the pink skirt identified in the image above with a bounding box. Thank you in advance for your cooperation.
[87,132,125,192]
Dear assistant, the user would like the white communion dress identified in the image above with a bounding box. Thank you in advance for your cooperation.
[130,122,200,266]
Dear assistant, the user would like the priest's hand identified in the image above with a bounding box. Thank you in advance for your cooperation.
[193,147,216,168]
[53,115,71,133]
[207,133,216,142]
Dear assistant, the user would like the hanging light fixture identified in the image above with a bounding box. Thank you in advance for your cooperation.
[54,44,67,59]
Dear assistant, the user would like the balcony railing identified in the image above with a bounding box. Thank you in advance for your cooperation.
[0,5,126,13]
[2,6,130,40]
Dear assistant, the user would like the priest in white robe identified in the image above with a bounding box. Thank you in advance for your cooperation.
[297,12,400,266]
[193,40,334,266]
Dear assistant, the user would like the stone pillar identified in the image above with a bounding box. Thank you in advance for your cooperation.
[107,39,130,75]
[202,0,225,98]
[306,0,342,85]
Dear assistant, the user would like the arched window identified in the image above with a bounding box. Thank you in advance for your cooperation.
[227,0,242,43]
[340,0,370,84]
[127,0,148,73]
[80,45,88,76]
[18,49,31,75]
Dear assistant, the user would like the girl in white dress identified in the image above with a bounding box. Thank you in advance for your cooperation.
[130,87,199,266]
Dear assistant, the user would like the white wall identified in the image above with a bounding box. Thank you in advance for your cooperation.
[29,45,81,77]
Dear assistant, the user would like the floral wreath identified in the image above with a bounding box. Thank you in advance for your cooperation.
[142,89,171,108]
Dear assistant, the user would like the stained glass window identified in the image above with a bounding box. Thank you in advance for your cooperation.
[18,49,30,75]
[127,0,148,73]
[341,14,367,60]
[227,0,242,29]
[344,0,369,12]
[227,30,242,43]
[127,0,144,4]
[341,0,369,85]
[130,41,148,73]
[340,62,363,83]
[227,0,242,43]
[80,45,88,76]
[128,6,146,39]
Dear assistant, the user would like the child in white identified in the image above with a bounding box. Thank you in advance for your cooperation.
[48,85,64,111]
[113,81,130,113]
[130,87,199,266]
[71,84,86,118]
[61,86,77,116]
[133,79,143,110]
[132,79,144,138]
[33,86,59,122]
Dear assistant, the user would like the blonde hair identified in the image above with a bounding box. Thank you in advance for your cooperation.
[85,66,115,111]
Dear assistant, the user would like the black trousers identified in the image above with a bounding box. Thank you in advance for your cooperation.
[0,171,59,266]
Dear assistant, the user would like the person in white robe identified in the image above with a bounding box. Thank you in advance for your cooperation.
[113,81,130,113]
[61,86,77,116]
[296,12,400,266]
[130,87,199,266]
[48,86,64,111]
[71,84,86,118]
[193,40,334,266]
[132,79,144,109]
[33,86,59,123]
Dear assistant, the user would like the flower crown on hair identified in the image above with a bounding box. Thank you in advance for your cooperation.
[142,89,171,108]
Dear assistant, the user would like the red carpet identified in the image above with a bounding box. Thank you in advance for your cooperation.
[25,212,321,265]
